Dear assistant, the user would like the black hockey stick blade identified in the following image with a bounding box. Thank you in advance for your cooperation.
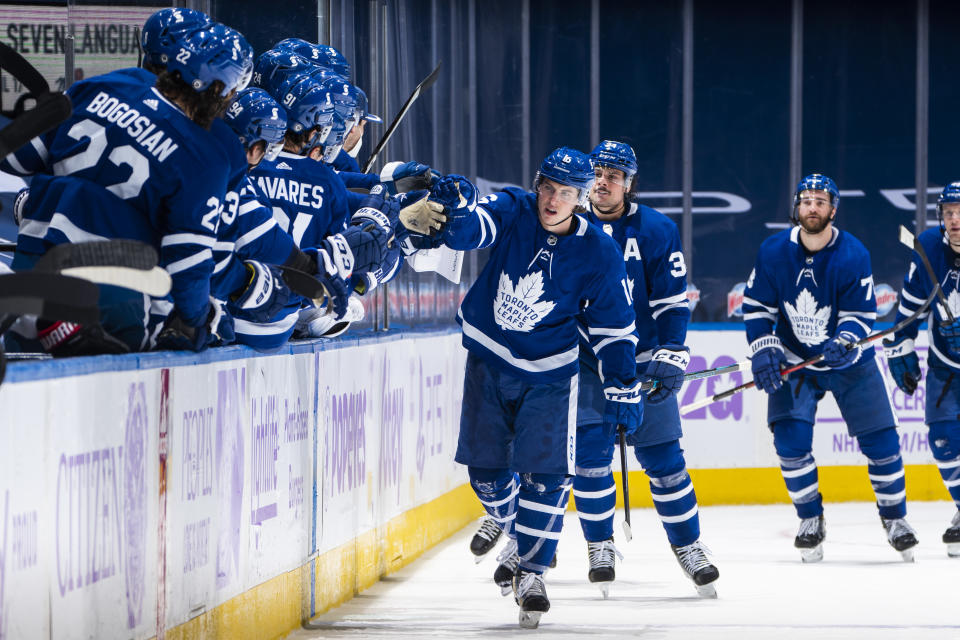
[0,41,50,95]
[0,243,14,252]
[361,61,442,174]
[276,265,327,301]
[0,91,72,158]
[618,426,633,542]
[0,272,100,325]
[35,240,159,272]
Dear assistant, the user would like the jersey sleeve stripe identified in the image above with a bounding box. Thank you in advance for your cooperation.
[476,206,496,247]
[744,311,777,321]
[651,300,690,320]
[234,219,278,251]
[901,289,925,305]
[3,152,30,175]
[238,199,261,215]
[30,137,49,166]
[838,317,871,334]
[648,291,688,307]
[165,249,212,275]
[161,233,217,248]
[742,296,778,312]
[18,213,108,243]
[592,334,639,353]
[587,322,636,337]
[212,255,232,274]
[838,310,877,320]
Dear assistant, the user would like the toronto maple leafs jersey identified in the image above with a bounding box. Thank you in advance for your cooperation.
[583,201,689,359]
[449,187,639,384]
[743,226,877,371]
[1,68,232,327]
[249,151,350,249]
[893,228,960,369]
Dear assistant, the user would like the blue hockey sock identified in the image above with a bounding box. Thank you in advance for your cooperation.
[858,428,907,519]
[468,467,519,538]
[515,473,570,573]
[929,422,960,509]
[779,453,823,519]
[935,454,960,508]
[649,469,700,547]
[573,465,615,542]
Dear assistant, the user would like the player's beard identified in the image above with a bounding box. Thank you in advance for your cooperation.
[799,212,833,235]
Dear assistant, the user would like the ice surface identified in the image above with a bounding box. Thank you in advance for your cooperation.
[290,501,960,639]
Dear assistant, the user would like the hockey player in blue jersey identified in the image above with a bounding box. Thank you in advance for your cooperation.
[565,140,718,597]
[743,173,918,562]
[2,19,253,353]
[884,182,960,557]
[430,147,644,628]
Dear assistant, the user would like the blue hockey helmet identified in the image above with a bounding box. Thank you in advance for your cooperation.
[141,8,211,69]
[355,86,381,123]
[253,49,310,94]
[589,140,637,187]
[321,77,361,130]
[535,147,594,208]
[224,88,288,162]
[792,173,839,224]
[273,73,335,136]
[164,24,254,97]
[274,39,351,80]
[937,182,960,234]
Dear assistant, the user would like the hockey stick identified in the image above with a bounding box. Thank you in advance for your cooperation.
[32,240,171,296]
[0,41,72,158]
[0,272,101,325]
[361,61,442,174]
[639,359,749,393]
[898,225,956,323]
[679,283,941,416]
[618,426,633,542]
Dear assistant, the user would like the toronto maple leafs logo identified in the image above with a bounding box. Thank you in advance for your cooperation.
[784,288,831,346]
[494,270,556,332]
[937,289,960,322]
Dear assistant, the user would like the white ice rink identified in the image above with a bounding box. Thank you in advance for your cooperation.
[290,501,959,639]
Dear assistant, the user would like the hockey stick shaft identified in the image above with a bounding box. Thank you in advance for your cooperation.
[898,224,955,323]
[617,426,633,542]
[0,41,50,95]
[679,283,941,416]
[361,61,442,174]
[639,359,748,392]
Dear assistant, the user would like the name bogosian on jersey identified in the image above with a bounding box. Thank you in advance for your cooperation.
[494,270,556,332]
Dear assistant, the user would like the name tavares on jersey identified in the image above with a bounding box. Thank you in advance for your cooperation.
[255,176,325,209]
[85,91,178,162]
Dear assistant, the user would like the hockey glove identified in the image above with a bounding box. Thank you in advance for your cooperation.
[750,335,787,394]
[379,160,436,195]
[602,378,644,437]
[156,298,235,352]
[295,295,365,338]
[431,174,478,212]
[645,345,691,405]
[940,317,960,353]
[822,330,862,369]
[304,238,353,320]
[883,336,921,395]
[398,190,447,237]
[36,320,130,356]
[227,260,295,324]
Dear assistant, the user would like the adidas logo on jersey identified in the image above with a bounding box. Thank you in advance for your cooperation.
[275,162,292,170]
[143,98,159,110]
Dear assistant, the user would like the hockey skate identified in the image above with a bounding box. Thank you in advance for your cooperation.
[493,538,519,596]
[794,514,826,563]
[943,511,960,558]
[586,538,623,599]
[882,517,919,562]
[469,516,503,563]
[671,540,719,598]
[513,570,549,629]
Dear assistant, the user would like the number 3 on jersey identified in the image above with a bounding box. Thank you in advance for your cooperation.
[669,251,687,277]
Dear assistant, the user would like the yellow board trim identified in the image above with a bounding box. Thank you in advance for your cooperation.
[167,465,949,639]
[165,484,483,640]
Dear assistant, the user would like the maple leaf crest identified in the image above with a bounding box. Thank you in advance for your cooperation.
[783,288,831,346]
[937,289,960,321]
[494,270,556,332]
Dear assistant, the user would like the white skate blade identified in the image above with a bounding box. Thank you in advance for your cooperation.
[499,584,513,597]
[695,583,718,599]
[799,545,823,563]
[596,582,611,599]
[947,542,960,558]
[519,611,543,629]
[899,548,916,563]
[474,553,487,565]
